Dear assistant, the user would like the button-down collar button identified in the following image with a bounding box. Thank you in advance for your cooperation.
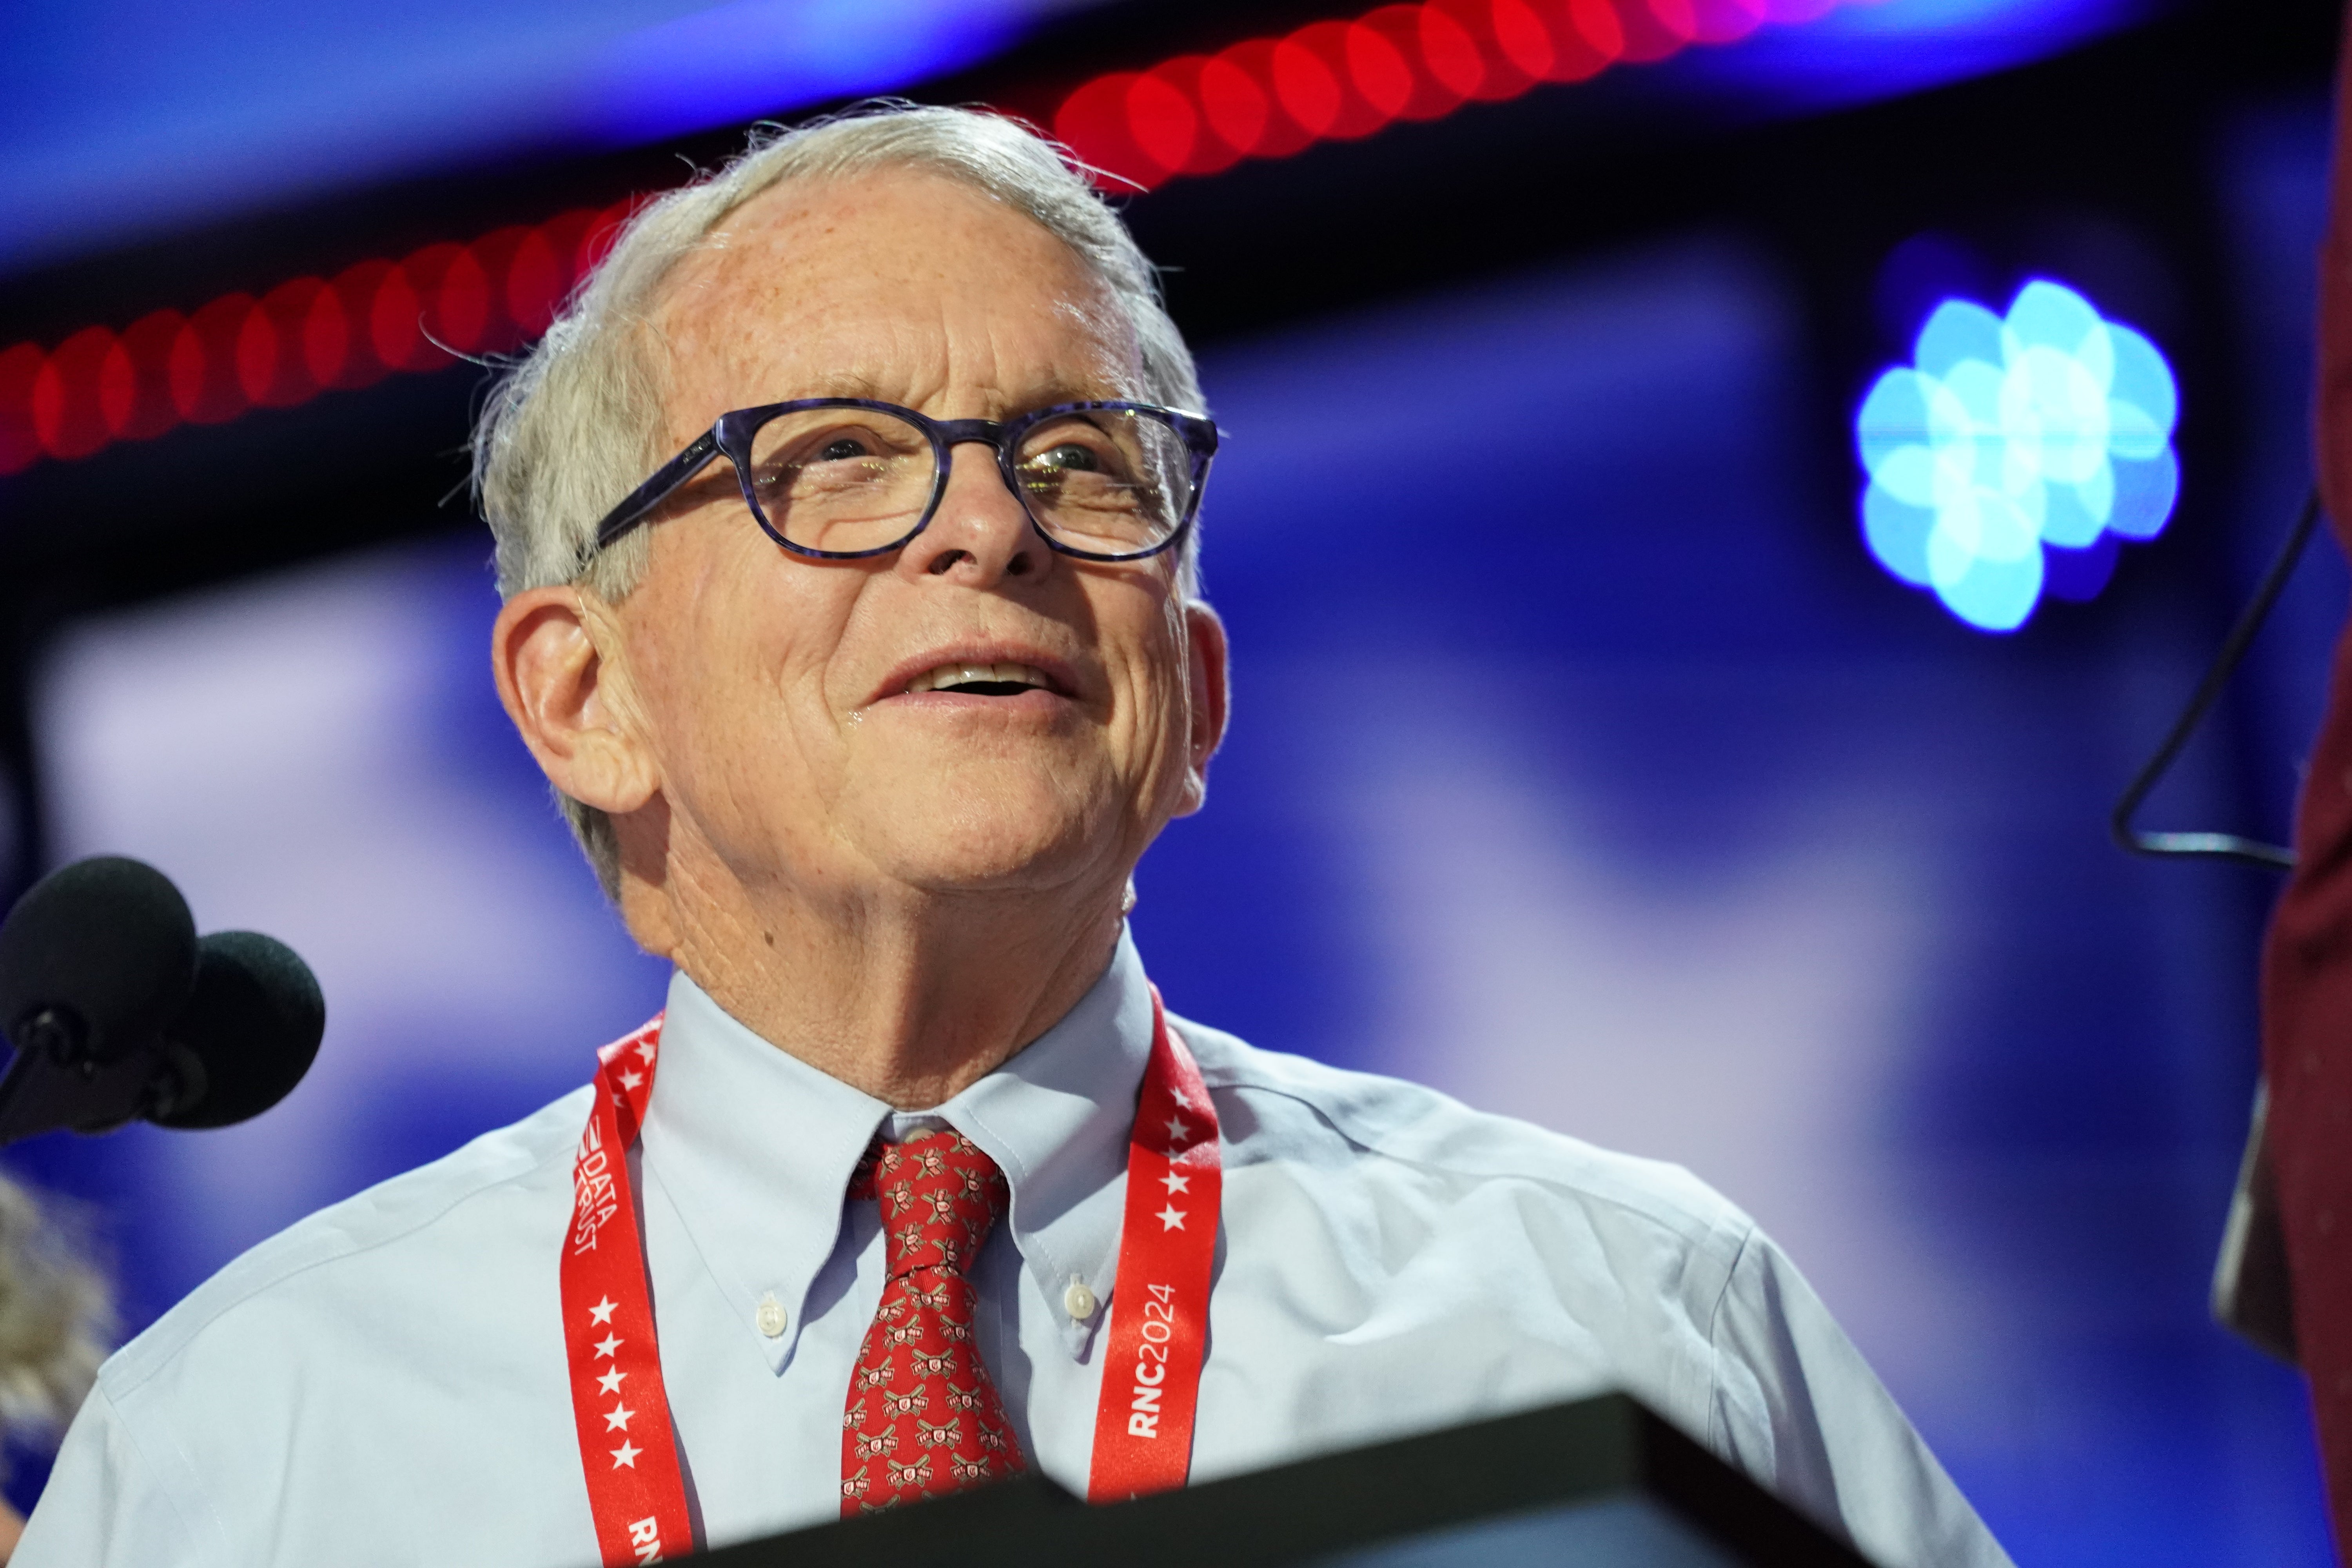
[1063,1278,1099,1320]
[755,1293,788,1338]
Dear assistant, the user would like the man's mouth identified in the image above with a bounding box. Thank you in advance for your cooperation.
[901,661,1058,697]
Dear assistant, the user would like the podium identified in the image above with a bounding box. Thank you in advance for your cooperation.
[696,1392,1877,1566]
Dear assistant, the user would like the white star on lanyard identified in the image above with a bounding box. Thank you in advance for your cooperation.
[594,1332,623,1359]
[1163,1114,1189,1143]
[604,1403,635,1432]
[1169,1089,1191,1111]
[636,1040,659,1063]
[619,1071,644,1091]
[1160,1170,1191,1194]
[597,1369,626,1396]
[611,1441,642,1469]
[1156,1203,1187,1231]
[588,1297,618,1326]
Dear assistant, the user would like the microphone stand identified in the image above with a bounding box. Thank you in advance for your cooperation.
[0,1010,203,1149]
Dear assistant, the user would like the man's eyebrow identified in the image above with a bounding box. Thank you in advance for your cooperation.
[802,370,884,399]
[768,372,1141,408]
[1021,377,1135,407]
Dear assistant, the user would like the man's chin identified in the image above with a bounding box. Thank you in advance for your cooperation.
[875,854,1107,906]
[823,754,1141,893]
[850,812,1117,901]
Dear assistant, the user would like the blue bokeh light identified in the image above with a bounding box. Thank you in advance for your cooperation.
[1855,279,2179,632]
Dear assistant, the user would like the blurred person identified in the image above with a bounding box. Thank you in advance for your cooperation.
[15,106,2007,1567]
[0,1172,113,1561]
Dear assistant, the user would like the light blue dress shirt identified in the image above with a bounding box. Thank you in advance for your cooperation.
[15,932,2009,1568]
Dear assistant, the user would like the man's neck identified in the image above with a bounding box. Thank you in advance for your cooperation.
[626,856,1127,1109]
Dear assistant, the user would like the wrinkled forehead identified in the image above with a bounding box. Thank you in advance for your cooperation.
[646,167,1145,420]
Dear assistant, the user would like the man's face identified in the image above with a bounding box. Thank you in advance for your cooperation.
[604,168,1223,912]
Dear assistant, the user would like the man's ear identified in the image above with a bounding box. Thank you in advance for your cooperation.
[1174,599,1230,819]
[491,587,660,815]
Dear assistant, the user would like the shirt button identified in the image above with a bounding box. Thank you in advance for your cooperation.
[1063,1279,1098,1320]
[755,1294,788,1338]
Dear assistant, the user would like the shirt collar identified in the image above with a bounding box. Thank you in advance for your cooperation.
[640,929,1153,1371]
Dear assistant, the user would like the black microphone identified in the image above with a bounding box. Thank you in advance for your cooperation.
[0,857,325,1145]
[149,930,325,1130]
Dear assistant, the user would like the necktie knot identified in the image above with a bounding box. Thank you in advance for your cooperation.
[853,1129,1009,1281]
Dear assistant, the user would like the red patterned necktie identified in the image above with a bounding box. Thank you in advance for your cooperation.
[840,1129,1025,1513]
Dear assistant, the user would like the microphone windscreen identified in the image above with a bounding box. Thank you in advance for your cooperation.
[150,931,325,1129]
[0,857,197,1065]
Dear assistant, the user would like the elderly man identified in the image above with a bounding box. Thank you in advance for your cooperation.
[16,106,2008,1567]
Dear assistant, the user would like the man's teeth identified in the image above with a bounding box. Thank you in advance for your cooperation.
[903,662,1053,695]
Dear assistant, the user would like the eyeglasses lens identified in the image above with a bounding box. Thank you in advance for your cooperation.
[1013,410,1191,556]
[747,407,936,554]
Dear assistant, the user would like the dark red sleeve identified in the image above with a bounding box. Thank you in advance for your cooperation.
[2259,5,2352,1552]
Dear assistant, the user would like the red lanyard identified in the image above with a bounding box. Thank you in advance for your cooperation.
[563,1019,691,1566]
[561,989,1221,1564]
[1085,989,1220,1500]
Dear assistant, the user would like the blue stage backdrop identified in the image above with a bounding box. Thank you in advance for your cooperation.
[15,126,2340,1563]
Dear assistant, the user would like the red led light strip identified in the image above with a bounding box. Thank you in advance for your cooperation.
[0,202,635,476]
[1051,0,1851,189]
[0,0,1848,476]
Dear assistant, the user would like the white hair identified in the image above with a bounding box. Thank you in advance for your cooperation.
[471,102,1209,900]
[0,1173,112,1470]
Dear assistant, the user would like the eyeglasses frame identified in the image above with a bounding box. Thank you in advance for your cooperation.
[586,397,1221,567]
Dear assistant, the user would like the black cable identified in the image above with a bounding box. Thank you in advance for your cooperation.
[2109,487,2325,873]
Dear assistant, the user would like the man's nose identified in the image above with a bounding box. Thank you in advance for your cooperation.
[898,441,1047,584]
